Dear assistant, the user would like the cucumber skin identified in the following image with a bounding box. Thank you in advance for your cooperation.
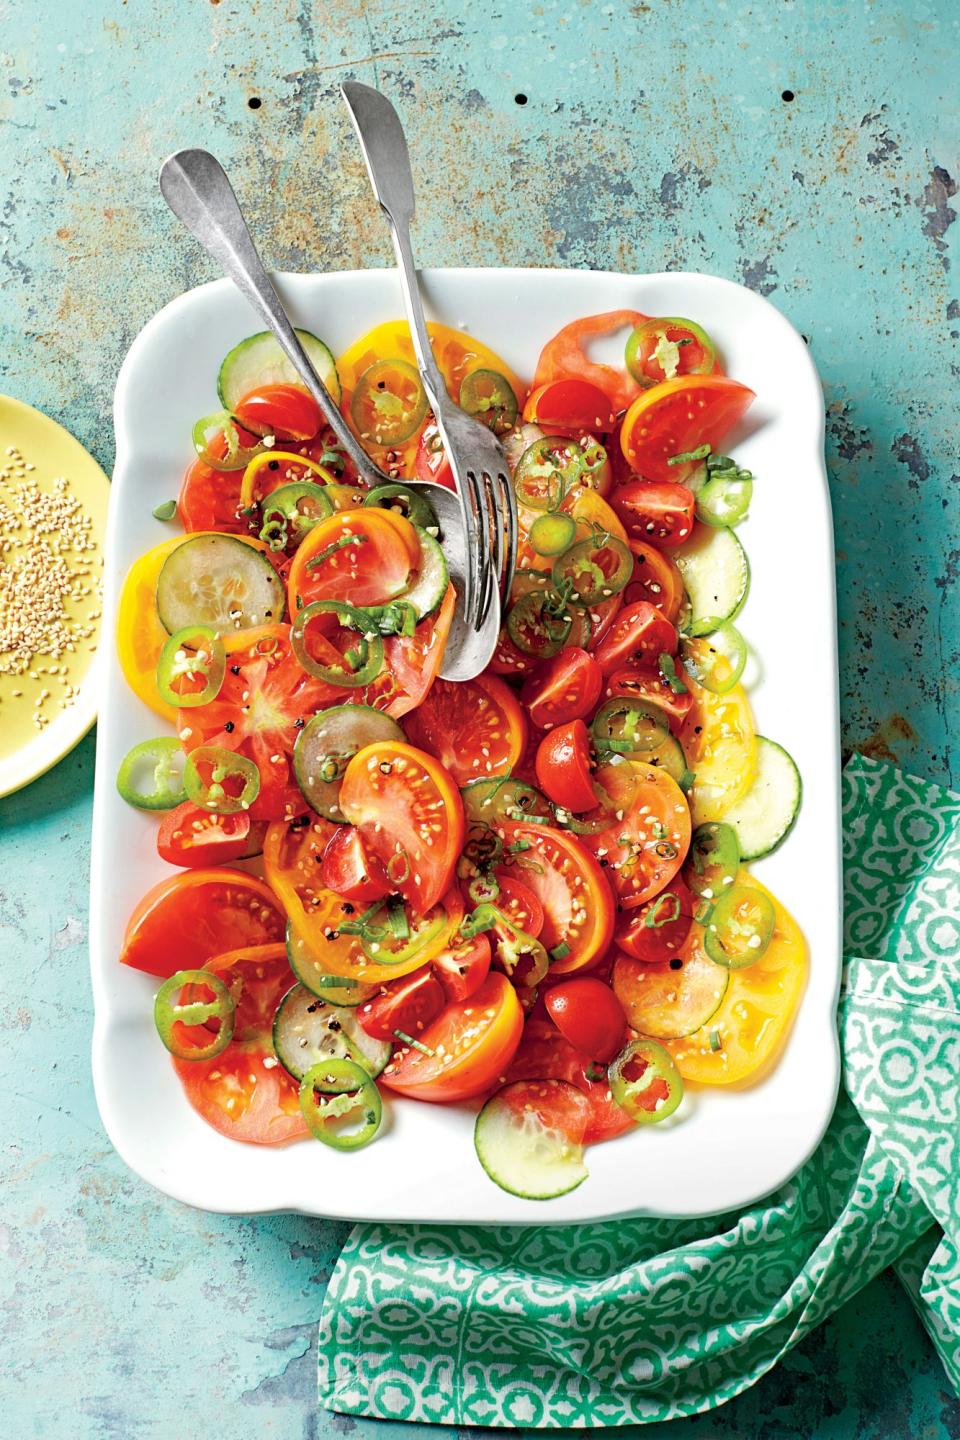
[217,329,340,413]
[724,737,802,861]
[677,528,750,638]
[397,528,449,619]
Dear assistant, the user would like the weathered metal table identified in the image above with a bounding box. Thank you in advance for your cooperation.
[2,1,957,1435]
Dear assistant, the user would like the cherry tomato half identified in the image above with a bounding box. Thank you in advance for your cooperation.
[234,384,322,441]
[319,823,391,903]
[497,821,615,974]
[357,967,446,1042]
[592,601,678,675]
[157,803,257,868]
[521,648,604,731]
[544,977,627,1063]
[615,874,695,962]
[534,719,597,813]
[380,972,523,1102]
[414,419,455,489]
[610,479,695,549]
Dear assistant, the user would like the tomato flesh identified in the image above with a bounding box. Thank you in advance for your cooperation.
[544,977,627,1063]
[234,384,322,441]
[534,719,597,813]
[414,420,455,489]
[497,821,614,973]
[522,379,618,435]
[505,1016,632,1142]
[615,875,695,962]
[156,803,254,868]
[404,674,526,786]
[592,601,678,675]
[611,479,695,549]
[620,375,755,483]
[432,932,492,1002]
[120,870,286,979]
[579,761,691,909]
[320,823,391,902]
[287,508,418,613]
[380,972,523,1101]
[521,648,603,731]
[358,967,446,1042]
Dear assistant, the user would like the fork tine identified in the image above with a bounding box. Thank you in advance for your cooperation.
[497,469,517,604]
[475,471,499,629]
[462,467,488,628]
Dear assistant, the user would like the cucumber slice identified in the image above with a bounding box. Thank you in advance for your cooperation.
[675,526,749,637]
[394,527,449,619]
[293,705,404,820]
[218,329,340,414]
[156,534,285,633]
[474,1080,589,1199]
[272,983,391,1082]
[722,737,802,859]
[285,924,378,1006]
[613,949,729,1039]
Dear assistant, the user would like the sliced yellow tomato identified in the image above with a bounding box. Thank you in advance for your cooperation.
[658,869,808,1085]
[680,673,757,823]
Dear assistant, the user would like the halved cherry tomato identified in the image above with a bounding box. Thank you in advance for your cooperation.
[287,507,418,613]
[579,761,691,909]
[620,375,755,483]
[404,674,526,786]
[338,741,464,914]
[488,628,538,677]
[414,419,454,489]
[532,310,648,414]
[173,942,307,1145]
[179,624,338,821]
[521,648,603,731]
[319,823,391,902]
[432,931,492,1002]
[380,972,523,1102]
[615,875,695,962]
[497,821,615,973]
[610,479,695,549]
[534,719,597,813]
[120,869,286,978]
[504,1016,632,1142]
[544,977,626,1063]
[357,967,446,1042]
[522,379,618,435]
[492,872,545,938]
[603,663,694,731]
[157,802,258,868]
[592,601,678,675]
[234,384,322,441]
[624,541,683,621]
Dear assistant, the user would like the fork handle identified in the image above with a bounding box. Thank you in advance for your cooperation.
[158,148,385,488]
[340,83,449,412]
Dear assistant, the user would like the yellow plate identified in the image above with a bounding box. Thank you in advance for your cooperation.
[0,395,110,798]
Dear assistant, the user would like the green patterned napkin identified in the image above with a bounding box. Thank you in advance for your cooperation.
[318,756,960,1427]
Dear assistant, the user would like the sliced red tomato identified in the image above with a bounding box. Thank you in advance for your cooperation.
[404,674,526,786]
[579,761,691,909]
[179,459,247,536]
[620,375,755,483]
[414,419,455,489]
[359,584,456,719]
[603,663,694,731]
[357,967,446,1042]
[120,869,286,978]
[592,601,678,675]
[431,931,492,1002]
[380,972,523,1102]
[234,384,322,441]
[615,874,695,962]
[504,1016,632,1142]
[338,740,465,915]
[534,719,597,813]
[157,803,257,868]
[522,379,618,435]
[532,310,648,414]
[488,627,538,677]
[179,624,338,821]
[319,823,391,902]
[287,508,419,614]
[497,821,615,974]
[521,648,603,731]
[544,977,627,1063]
[610,479,695,549]
[173,942,307,1145]
[492,872,545,938]
[624,541,684,622]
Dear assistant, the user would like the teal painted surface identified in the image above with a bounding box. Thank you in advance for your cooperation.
[0,0,957,1435]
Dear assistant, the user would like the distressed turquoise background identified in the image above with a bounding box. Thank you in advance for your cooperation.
[1,0,958,1436]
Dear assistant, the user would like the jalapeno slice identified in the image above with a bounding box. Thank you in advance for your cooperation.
[694,453,753,528]
[459,903,549,989]
[506,589,572,658]
[703,883,776,968]
[363,483,438,529]
[156,624,226,709]
[192,411,265,472]
[461,776,554,826]
[528,512,577,556]
[154,969,235,1061]
[552,533,633,605]
[116,737,188,811]
[298,1057,382,1149]
[183,745,261,814]
[290,599,385,687]
[686,821,740,901]
[258,482,334,551]
[608,1038,684,1124]
[459,369,519,434]
[680,626,747,695]
[591,698,670,756]
[350,358,428,447]
[341,897,448,966]
[624,317,717,387]
[513,436,584,510]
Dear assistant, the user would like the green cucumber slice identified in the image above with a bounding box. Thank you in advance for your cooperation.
[394,527,449,619]
[285,924,378,1006]
[272,983,391,1082]
[156,534,286,633]
[613,949,729,1039]
[675,526,749,637]
[722,736,802,860]
[218,328,340,414]
[293,704,404,820]
[474,1080,589,1199]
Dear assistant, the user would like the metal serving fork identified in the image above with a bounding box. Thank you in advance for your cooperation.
[341,81,518,635]
[159,147,499,680]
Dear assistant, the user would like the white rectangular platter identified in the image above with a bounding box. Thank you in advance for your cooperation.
[91,267,841,1222]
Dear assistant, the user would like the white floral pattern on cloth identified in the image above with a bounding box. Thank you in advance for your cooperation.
[317,755,960,1427]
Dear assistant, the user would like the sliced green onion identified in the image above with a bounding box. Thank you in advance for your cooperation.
[658,652,688,696]
[152,499,177,521]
